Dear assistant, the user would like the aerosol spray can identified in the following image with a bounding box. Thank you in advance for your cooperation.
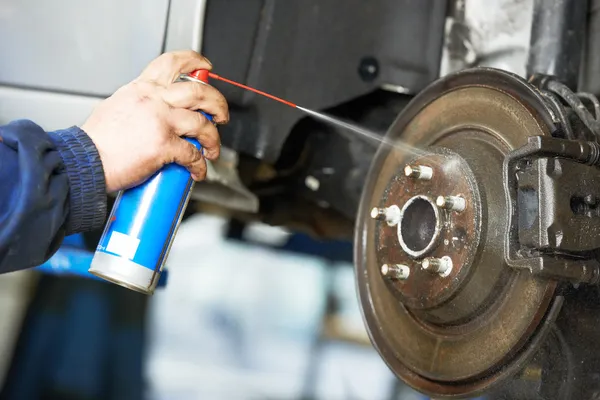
[88,70,213,294]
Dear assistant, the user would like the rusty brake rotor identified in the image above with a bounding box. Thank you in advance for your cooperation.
[354,68,563,398]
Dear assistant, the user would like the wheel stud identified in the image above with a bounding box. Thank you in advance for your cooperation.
[404,165,433,180]
[436,195,466,212]
[370,205,401,226]
[381,264,410,280]
[422,256,453,277]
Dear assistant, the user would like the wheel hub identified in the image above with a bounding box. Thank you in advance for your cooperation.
[375,149,481,317]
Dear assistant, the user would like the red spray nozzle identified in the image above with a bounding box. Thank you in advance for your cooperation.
[187,69,297,109]
[188,69,210,83]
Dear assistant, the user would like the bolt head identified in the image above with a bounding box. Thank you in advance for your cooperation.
[305,176,320,191]
[397,265,410,280]
[435,196,446,208]
[381,264,390,275]
[439,256,453,277]
[358,56,379,82]
[422,258,431,270]
[370,205,401,226]
[371,207,381,219]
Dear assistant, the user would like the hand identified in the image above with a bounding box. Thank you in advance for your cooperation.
[81,50,229,192]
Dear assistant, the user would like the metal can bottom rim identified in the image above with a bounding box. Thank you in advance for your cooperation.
[88,252,158,295]
[88,269,155,295]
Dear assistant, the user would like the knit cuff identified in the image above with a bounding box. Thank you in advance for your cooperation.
[48,127,107,234]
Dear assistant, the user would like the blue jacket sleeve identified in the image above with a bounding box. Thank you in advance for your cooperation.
[0,120,107,273]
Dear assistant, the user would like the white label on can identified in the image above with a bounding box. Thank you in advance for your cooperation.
[105,231,140,260]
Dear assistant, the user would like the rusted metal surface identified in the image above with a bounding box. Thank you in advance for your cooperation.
[375,150,481,312]
[354,68,561,398]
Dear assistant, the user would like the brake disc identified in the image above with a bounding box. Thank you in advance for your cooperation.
[354,68,563,398]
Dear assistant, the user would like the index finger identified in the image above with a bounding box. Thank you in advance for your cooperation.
[162,81,230,125]
[137,50,213,86]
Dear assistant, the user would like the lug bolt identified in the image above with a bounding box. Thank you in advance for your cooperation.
[421,256,453,277]
[404,165,433,180]
[381,264,410,280]
[305,175,320,191]
[436,195,466,212]
[370,205,401,226]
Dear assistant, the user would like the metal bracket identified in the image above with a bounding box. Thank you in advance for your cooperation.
[504,135,600,284]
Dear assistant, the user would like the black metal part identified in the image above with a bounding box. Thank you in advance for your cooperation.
[531,73,600,143]
[203,0,447,163]
[504,137,600,284]
[503,73,600,284]
[519,158,600,251]
[285,90,411,222]
[527,0,588,90]
[546,80,600,139]
[358,57,380,82]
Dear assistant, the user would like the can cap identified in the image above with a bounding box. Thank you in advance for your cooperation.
[188,69,210,83]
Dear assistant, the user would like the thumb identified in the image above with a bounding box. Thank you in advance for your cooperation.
[166,137,207,181]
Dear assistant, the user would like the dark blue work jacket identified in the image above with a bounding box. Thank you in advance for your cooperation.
[0,120,106,273]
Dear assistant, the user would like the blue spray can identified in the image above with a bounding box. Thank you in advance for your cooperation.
[88,70,213,294]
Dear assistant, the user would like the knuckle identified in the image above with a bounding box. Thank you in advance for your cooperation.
[189,145,202,162]
[193,159,207,179]
[221,111,230,125]
[216,97,230,124]
[134,93,164,116]
[163,145,176,165]
[135,93,153,106]
[131,81,156,96]
[202,128,220,148]
[191,111,210,130]
[163,50,198,69]
[207,146,220,161]
[162,52,178,65]
[155,52,179,73]
[180,49,198,59]
[168,56,180,72]
[158,134,172,151]
[191,82,206,100]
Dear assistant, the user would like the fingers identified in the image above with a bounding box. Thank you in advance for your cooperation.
[135,50,226,180]
[166,136,207,181]
[138,50,213,87]
[162,81,230,124]
[168,108,221,160]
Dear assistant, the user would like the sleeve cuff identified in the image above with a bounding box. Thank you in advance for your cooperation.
[48,126,107,234]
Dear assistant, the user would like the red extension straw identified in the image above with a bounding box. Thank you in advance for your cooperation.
[187,69,298,109]
[208,72,298,108]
